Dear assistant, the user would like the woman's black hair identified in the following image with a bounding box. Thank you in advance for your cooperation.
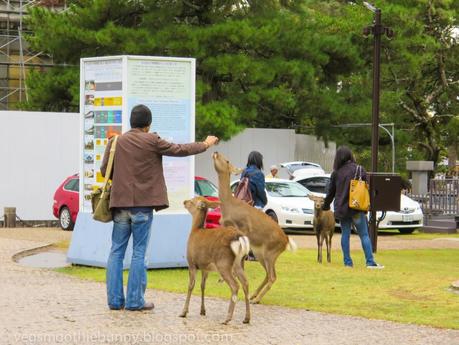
[247,151,264,170]
[333,146,355,171]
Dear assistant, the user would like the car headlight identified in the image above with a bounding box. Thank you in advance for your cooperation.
[302,208,313,214]
[281,206,300,213]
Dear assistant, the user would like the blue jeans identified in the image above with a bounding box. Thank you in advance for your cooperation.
[106,207,153,310]
[340,212,376,267]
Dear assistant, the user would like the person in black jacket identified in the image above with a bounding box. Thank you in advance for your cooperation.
[323,146,384,269]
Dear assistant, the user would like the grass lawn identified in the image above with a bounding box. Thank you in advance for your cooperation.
[58,248,459,329]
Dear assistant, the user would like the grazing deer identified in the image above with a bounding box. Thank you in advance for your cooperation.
[308,195,335,263]
[212,152,297,304]
[179,196,251,325]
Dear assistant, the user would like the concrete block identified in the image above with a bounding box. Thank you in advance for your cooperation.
[67,212,191,269]
[406,161,434,171]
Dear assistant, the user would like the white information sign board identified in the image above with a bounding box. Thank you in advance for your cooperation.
[79,55,196,214]
[70,55,196,268]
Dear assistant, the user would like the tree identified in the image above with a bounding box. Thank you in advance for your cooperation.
[24,0,361,140]
[375,0,459,166]
[313,0,459,170]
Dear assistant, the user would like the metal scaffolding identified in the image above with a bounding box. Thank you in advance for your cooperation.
[0,0,66,109]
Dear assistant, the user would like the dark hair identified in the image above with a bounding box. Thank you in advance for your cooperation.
[130,105,152,128]
[333,146,355,171]
[247,151,264,170]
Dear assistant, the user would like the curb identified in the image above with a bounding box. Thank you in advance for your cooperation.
[12,243,55,263]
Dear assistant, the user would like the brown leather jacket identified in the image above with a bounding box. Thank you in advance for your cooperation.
[101,128,206,210]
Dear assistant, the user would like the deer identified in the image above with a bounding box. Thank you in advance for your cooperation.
[212,152,297,304]
[179,196,251,325]
[308,195,335,263]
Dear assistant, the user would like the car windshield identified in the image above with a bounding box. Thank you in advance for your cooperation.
[195,179,219,197]
[298,177,330,194]
[266,181,310,197]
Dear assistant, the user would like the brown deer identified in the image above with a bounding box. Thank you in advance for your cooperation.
[308,195,335,263]
[179,196,251,325]
[212,152,297,304]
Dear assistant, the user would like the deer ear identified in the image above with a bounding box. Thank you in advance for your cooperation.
[197,201,207,209]
[230,165,243,175]
[308,195,315,201]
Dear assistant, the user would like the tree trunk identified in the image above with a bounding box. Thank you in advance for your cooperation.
[447,144,457,177]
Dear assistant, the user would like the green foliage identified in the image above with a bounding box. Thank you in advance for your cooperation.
[23,0,458,168]
[24,0,361,141]
[22,67,79,112]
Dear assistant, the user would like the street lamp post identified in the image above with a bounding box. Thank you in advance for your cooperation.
[363,2,393,252]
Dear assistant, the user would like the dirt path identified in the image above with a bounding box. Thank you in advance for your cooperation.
[1,227,458,251]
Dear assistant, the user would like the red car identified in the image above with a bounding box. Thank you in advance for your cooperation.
[53,174,79,230]
[53,174,222,230]
[194,176,222,228]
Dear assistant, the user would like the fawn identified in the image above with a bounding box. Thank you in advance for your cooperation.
[179,196,251,324]
[308,195,335,263]
[212,152,297,304]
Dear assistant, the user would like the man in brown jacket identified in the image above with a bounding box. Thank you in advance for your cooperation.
[101,104,218,311]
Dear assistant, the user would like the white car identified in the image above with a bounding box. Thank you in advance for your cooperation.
[231,178,315,231]
[295,175,423,234]
[280,161,325,180]
[376,194,424,233]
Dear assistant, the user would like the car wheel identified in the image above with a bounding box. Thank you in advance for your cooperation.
[398,228,416,234]
[266,210,278,223]
[59,206,74,231]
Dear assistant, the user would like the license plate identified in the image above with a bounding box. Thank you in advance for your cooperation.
[402,215,413,222]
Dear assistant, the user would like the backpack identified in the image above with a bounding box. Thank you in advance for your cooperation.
[234,177,254,206]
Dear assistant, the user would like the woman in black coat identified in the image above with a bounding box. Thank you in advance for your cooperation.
[323,146,383,269]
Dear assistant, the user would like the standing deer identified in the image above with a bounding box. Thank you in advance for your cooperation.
[308,195,335,263]
[179,196,251,324]
[212,152,297,304]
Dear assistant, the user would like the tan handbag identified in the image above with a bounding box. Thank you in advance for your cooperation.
[234,176,254,206]
[91,136,118,222]
[349,165,370,212]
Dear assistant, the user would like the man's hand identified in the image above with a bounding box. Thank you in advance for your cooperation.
[203,136,219,148]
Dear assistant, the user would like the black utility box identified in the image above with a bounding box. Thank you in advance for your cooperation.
[368,173,401,211]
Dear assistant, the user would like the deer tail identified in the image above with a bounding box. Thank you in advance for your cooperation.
[230,236,251,259]
[286,236,298,252]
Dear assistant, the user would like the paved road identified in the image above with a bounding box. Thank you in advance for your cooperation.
[0,234,458,345]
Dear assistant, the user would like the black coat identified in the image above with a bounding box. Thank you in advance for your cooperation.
[323,161,367,219]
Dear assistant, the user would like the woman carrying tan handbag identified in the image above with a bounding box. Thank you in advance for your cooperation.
[323,146,383,269]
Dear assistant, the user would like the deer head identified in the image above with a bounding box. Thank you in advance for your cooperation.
[184,196,221,214]
[212,152,243,176]
[308,194,325,211]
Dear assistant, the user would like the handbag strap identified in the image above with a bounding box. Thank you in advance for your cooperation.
[101,135,118,196]
[354,165,362,180]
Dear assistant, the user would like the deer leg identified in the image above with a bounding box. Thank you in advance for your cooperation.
[219,269,240,325]
[316,233,321,263]
[179,266,197,318]
[326,234,332,263]
[249,252,268,301]
[200,270,209,316]
[319,233,325,264]
[250,253,279,304]
[233,262,250,324]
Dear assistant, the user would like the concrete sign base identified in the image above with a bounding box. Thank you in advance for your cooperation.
[67,212,191,269]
